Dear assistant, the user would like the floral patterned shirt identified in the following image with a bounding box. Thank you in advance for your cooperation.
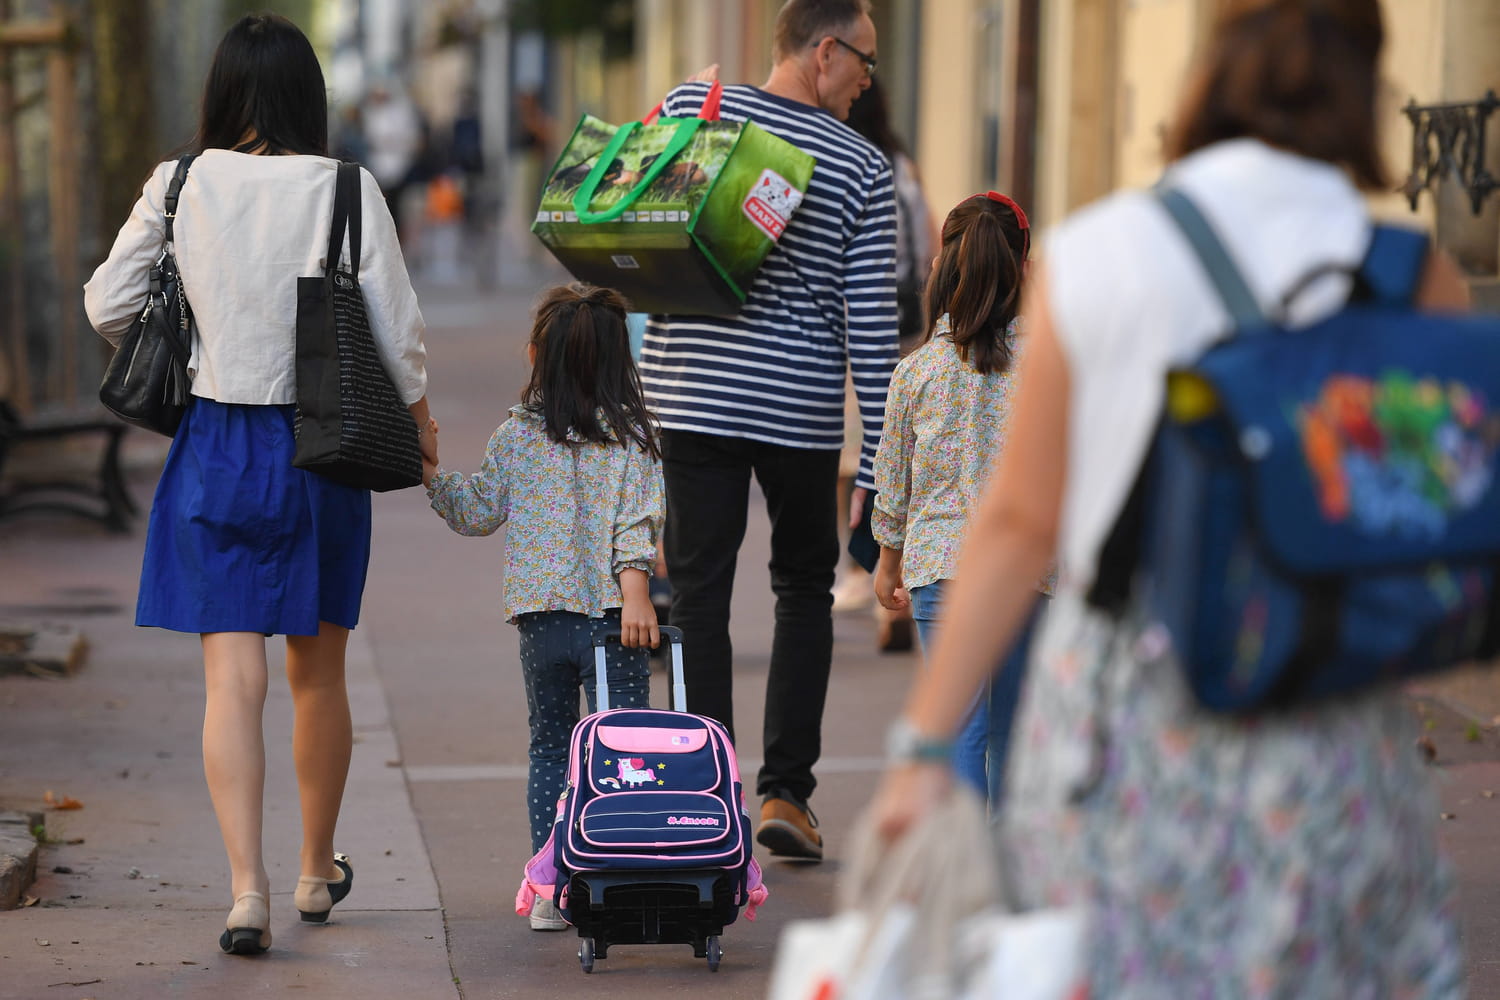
[873,314,1052,593]
[427,405,663,623]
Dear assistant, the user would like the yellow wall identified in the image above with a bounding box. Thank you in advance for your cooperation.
[915,0,983,219]
[1026,0,1498,285]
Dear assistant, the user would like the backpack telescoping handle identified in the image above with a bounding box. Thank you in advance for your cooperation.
[592,624,686,713]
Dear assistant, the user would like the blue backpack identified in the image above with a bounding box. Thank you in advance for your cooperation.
[1089,187,1500,713]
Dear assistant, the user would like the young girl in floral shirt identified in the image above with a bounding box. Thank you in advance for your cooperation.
[872,193,1049,811]
[424,282,663,930]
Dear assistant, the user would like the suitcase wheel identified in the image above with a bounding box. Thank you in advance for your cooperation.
[579,936,595,974]
[706,935,721,972]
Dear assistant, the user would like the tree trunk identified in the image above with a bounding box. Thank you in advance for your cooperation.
[90,0,156,255]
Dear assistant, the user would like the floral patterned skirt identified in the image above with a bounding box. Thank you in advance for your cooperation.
[999,590,1464,998]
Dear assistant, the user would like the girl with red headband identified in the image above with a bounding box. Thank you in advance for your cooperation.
[870,191,1050,810]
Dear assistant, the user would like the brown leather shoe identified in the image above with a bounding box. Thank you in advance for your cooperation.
[756,791,823,860]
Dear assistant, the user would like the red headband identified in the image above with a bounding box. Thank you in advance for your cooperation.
[983,190,1029,231]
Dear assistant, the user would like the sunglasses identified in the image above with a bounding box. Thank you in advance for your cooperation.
[827,36,877,77]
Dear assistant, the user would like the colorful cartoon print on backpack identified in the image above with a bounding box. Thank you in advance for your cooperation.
[598,757,666,789]
[1297,372,1500,539]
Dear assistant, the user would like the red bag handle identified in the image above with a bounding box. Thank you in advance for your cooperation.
[642,80,723,126]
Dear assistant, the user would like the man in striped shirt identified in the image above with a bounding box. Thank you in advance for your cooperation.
[640,0,898,862]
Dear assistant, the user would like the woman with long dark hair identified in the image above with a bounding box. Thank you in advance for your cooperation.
[85,14,434,954]
[869,0,1468,993]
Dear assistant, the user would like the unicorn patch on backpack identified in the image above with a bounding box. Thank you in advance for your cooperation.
[599,757,658,789]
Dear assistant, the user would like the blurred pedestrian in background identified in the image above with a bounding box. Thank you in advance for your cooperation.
[872,191,1048,811]
[870,0,1469,993]
[84,13,434,955]
[363,81,425,242]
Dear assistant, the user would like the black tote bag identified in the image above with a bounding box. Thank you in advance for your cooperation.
[98,154,198,436]
[292,162,423,492]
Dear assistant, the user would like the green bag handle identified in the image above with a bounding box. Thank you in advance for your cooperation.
[571,116,704,223]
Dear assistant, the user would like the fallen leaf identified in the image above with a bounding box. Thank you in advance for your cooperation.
[1441,812,1457,820]
[1416,736,1438,763]
[1484,790,1496,799]
[42,791,83,811]
[64,838,85,846]
[35,939,49,946]
[22,896,38,907]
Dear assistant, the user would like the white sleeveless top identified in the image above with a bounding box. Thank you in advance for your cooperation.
[1044,138,1374,588]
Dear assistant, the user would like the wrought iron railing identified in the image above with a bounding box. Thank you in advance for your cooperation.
[1401,91,1499,215]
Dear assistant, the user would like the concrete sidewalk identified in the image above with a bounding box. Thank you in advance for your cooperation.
[0,487,454,999]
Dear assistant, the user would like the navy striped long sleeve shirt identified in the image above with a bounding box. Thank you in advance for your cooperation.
[640,83,899,489]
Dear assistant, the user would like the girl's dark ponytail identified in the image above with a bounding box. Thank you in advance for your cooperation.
[923,194,1028,376]
[523,282,660,459]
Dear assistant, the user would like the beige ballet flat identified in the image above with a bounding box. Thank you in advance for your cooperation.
[219,891,271,954]
[295,853,353,923]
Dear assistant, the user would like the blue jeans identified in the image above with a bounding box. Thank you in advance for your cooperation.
[909,582,1045,811]
[517,610,651,852]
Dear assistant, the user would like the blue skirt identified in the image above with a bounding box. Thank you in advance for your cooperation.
[136,398,372,635]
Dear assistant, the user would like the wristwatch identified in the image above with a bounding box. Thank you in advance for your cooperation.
[885,716,955,764]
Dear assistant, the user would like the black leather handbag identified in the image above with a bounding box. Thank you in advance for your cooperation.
[291,162,422,492]
[99,154,198,437]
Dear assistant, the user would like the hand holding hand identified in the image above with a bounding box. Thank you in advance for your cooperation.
[418,416,440,466]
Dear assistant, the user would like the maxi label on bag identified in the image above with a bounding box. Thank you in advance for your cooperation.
[742,169,804,241]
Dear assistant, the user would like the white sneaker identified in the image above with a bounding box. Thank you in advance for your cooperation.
[832,566,875,612]
[529,896,567,931]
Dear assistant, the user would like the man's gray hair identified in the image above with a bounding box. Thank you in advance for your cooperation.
[772,0,872,63]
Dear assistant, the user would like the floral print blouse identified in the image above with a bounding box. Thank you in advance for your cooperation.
[873,314,1051,593]
[428,405,663,623]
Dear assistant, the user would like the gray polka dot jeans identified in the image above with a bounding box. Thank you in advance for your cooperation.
[517,610,651,852]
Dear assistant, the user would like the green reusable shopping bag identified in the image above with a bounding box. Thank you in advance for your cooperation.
[531,83,816,316]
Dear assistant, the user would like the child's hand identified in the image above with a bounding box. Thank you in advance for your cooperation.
[875,548,909,612]
[618,569,660,649]
[422,457,439,490]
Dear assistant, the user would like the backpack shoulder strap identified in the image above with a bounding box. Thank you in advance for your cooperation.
[1154,186,1266,328]
[1355,225,1429,307]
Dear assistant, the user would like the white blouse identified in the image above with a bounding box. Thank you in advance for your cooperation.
[1043,138,1374,588]
[84,149,427,406]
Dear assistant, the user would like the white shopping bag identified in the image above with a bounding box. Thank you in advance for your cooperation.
[766,907,916,1000]
[766,788,1087,1000]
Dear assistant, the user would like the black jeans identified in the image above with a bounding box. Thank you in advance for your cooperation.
[660,429,840,802]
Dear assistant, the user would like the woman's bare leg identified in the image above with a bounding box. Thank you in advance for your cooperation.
[200,632,271,900]
[285,622,352,880]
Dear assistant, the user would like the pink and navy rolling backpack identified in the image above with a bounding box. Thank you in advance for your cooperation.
[519,626,766,972]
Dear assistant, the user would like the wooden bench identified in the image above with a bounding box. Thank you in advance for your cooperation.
[0,401,136,532]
